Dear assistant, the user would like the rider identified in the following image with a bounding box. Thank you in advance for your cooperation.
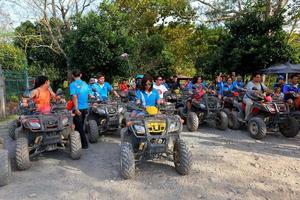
[153,75,168,99]
[243,72,271,120]
[30,75,58,114]
[92,73,120,101]
[283,74,300,101]
[220,77,237,97]
[132,74,162,117]
[233,75,244,90]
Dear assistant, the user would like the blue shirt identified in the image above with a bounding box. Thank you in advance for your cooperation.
[217,81,224,95]
[220,83,237,96]
[136,89,160,106]
[92,82,113,101]
[233,80,244,89]
[69,79,90,109]
[283,83,300,100]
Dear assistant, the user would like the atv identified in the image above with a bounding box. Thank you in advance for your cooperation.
[222,89,246,130]
[119,105,192,179]
[85,90,125,143]
[14,90,82,170]
[0,137,11,186]
[230,90,299,140]
[180,93,228,132]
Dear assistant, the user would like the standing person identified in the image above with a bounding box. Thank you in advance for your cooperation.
[119,79,129,92]
[69,69,90,149]
[153,76,168,98]
[243,72,271,120]
[92,73,120,101]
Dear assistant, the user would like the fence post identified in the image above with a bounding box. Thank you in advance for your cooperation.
[0,65,6,118]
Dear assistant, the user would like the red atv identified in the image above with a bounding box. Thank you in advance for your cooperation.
[229,90,299,140]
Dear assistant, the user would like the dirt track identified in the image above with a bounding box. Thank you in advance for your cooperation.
[0,121,300,200]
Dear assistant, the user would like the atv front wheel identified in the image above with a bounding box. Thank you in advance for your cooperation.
[0,149,11,186]
[248,117,267,140]
[8,120,18,140]
[173,139,192,175]
[280,117,299,138]
[120,142,135,179]
[69,131,82,160]
[187,112,199,132]
[16,137,31,170]
[87,119,99,143]
[216,111,228,130]
[229,111,241,130]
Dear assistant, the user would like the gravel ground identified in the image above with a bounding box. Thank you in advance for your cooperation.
[0,121,300,200]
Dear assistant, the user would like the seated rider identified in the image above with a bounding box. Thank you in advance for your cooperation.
[220,77,237,98]
[91,72,120,101]
[132,74,162,117]
[30,75,59,114]
[283,74,300,109]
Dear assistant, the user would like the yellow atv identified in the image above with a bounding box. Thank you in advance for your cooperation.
[120,106,192,179]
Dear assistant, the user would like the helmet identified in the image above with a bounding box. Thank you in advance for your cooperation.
[146,106,158,116]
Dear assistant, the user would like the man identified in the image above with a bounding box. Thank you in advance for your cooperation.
[243,72,271,120]
[92,73,120,101]
[153,76,168,98]
[283,74,300,102]
[274,75,285,91]
[233,75,244,90]
[219,77,237,97]
[69,69,90,149]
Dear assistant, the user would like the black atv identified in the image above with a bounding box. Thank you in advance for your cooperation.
[14,91,82,170]
[222,89,246,130]
[85,91,125,143]
[180,93,228,132]
[119,105,192,179]
[230,90,299,140]
[0,137,11,186]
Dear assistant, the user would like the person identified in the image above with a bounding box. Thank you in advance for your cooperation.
[274,75,285,92]
[220,77,237,97]
[89,78,97,89]
[119,79,129,92]
[131,75,162,117]
[207,80,217,95]
[272,86,284,101]
[162,78,169,90]
[30,75,58,114]
[243,72,271,120]
[69,69,90,149]
[283,74,300,101]
[233,75,244,90]
[168,75,181,89]
[92,73,120,101]
[153,76,168,99]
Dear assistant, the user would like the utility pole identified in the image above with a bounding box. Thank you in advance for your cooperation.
[0,65,6,118]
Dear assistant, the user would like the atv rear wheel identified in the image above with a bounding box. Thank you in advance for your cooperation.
[280,117,299,138]
[187,112,199,132]
[87,119,99,143]
[8,120,17,140]
[173,139,192,175]
[216,111,228,130]
[69,131,82,160]
[248,117,267,140]
[229,111,241,130]
[16,137,31,170]
[0,149,11,186]
[120,142,135,179]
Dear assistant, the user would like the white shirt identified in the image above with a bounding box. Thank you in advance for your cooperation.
[153,84,168,98]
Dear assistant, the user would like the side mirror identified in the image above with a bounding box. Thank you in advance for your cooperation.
[56,88,63,95]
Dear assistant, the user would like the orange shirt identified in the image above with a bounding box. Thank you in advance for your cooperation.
[32,88,51,113]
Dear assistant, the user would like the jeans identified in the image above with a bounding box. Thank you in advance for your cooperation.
[243,98,253,120]
[73,109,89,148]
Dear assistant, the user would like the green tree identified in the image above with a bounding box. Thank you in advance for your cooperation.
[0,43,27,71]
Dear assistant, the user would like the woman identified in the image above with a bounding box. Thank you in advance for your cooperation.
[132,74,162,117]
[30,76,58,113]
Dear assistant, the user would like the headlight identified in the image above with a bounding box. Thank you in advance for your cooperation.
[133,125,146,135]
[200,103,206,109]
[97,108,106,115]
[118,106,124,113]
[28,119,41,129]
[169,122,179,132]
[62,117,69,126]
